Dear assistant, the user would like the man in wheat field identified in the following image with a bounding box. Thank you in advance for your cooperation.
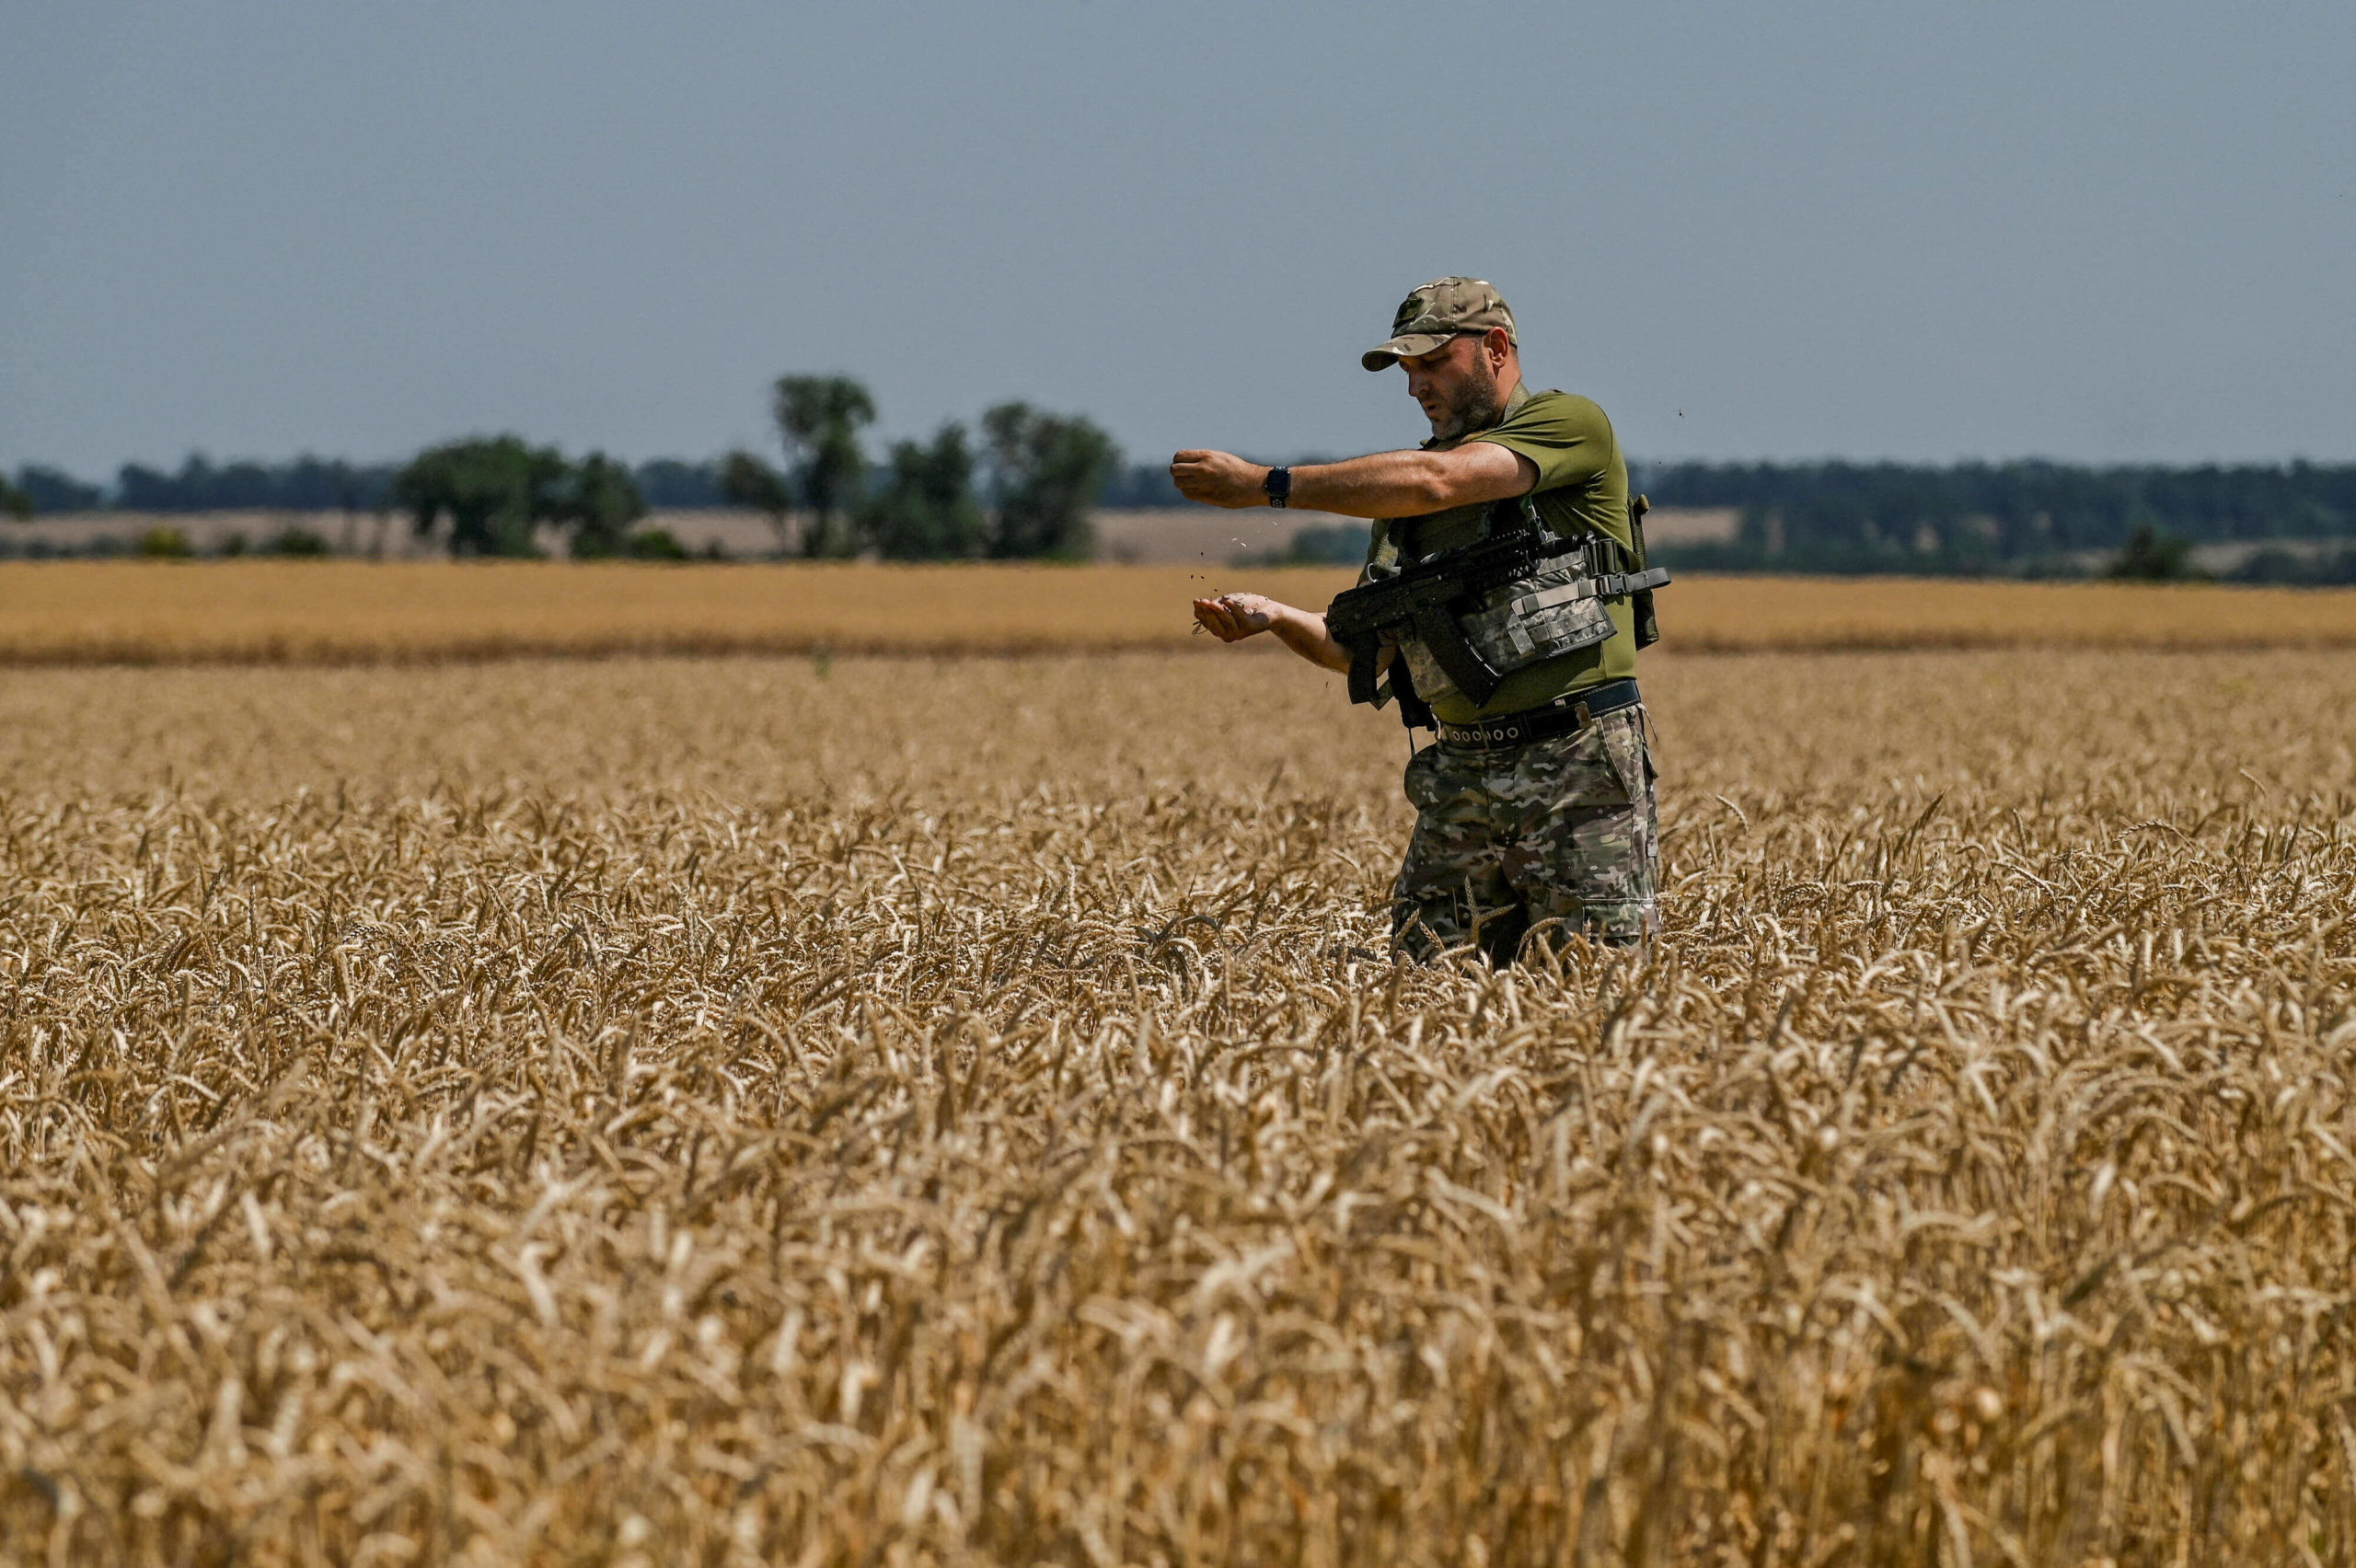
[1172,276,1662,964]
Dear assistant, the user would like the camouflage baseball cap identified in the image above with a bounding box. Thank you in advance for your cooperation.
[1361,276,1517,371]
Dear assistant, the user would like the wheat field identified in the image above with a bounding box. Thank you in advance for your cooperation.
[8,560,2356,663]
[2,645,2353,1565]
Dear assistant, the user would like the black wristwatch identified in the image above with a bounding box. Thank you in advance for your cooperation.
[1263,466,1292,508]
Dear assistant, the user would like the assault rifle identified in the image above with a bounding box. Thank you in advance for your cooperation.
[1324,494,1671,728]
[1324,498,1578,718]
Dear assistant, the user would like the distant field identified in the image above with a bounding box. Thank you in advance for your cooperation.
[7,505,1738,566]
[6,559,2356,663]
[0,560,1337,663]
[3,508,791,561]
[1090,506,1345,563]
[1089,507,1738,563]
[1,507,1358,566]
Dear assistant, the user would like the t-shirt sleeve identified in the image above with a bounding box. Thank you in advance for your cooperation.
[1469,393,1613,494]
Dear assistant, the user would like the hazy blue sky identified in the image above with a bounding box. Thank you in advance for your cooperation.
[5,1,2350,478]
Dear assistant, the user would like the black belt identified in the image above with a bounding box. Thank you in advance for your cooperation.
[1435,678,1642,749]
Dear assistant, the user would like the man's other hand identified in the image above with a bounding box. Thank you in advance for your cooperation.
[1171,450,1269,509]
[1192,593,1280,642]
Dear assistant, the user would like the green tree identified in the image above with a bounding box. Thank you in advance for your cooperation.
[391,436,572,557]
[859,423,985,559]
[13,466,102,513]
[980,402,1118,559]
[721,449,795,556]
[2107,523,2205,582]
[625,526,691,560]
[264,526,331,557]
[557,451,650,559]
[771,375,875,558]
[0,475,30,520]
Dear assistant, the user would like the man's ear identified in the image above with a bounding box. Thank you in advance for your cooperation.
[1484,327,1514,370]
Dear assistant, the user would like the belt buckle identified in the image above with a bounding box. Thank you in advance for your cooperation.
[1542,696,1597,729]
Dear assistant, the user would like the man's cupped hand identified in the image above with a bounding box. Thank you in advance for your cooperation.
[1192,592,1280,641]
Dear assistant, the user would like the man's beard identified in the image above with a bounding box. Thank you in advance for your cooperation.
[1426,363,1505,442]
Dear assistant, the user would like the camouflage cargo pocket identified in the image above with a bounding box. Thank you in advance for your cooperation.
[1401,743,1461,814]
[1598,708,1649,803]
[1515,708,1646,806]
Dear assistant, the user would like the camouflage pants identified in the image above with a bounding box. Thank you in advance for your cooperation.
[1391,706,1659,963]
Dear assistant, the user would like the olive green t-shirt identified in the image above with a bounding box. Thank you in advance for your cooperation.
[1360,383,1634,723]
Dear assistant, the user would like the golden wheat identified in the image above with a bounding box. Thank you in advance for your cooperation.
[1,648,2351,1564]
[7,560,2356,664]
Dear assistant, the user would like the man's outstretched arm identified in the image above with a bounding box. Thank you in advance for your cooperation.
[1171,442,1534,517]
[1192,593,1357,673]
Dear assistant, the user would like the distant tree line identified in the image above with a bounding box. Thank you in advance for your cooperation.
[710,375,1119,560]
[392,437,685,559]
[376,375,1119,560]
[14,435,2356,577]
[7,450,1226,515]
[4,455,400,514]
[1632,459,2356,579]
[4,375,1123,562]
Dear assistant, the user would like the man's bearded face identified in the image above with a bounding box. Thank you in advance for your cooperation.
[1412,337,1506,441]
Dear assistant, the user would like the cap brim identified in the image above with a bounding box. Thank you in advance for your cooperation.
[1360,333,1453,372]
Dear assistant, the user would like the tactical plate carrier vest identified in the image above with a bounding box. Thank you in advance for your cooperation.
[1324,494,1669,730]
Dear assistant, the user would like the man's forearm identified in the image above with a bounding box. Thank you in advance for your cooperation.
[1270,605,1355,673]
[1286,449,1466,518]
[1172,440,1530,516]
